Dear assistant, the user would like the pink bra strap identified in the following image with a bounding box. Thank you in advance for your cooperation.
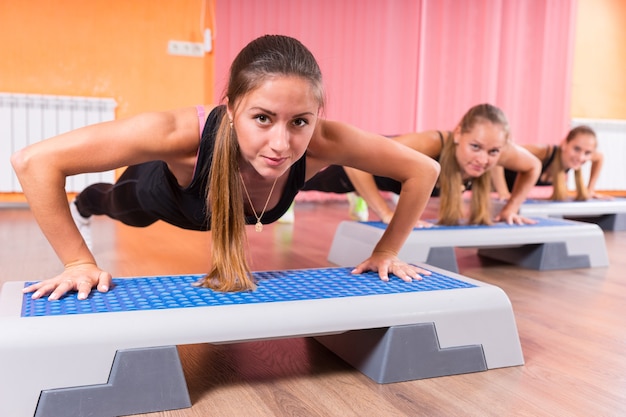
[196,105,206,137]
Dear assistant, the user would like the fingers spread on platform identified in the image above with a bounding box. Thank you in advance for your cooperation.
[22,264,112,301]
[495,212,536,225]
[351,251,429,283]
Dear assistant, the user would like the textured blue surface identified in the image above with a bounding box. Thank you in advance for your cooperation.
[524,197,626,204]
[21,267,476,317]
[364,216,577,230]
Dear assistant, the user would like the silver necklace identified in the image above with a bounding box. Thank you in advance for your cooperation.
[239,172,279,232]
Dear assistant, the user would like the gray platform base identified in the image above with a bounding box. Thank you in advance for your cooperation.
[35,346,191,417]
[426,247,459,273]
[494,198,626,232]
[0,265,524,417]
[478,242,591,270]
[566,213,626,231]
[328,218,608,275]
[315,323,487,384]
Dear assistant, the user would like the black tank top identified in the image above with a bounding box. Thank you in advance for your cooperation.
[136,105,307,230]
[536,145,559,186]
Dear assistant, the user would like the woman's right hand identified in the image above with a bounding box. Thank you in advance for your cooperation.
[23,262,112,301]
[496,190,511,201]
[415,219,434,228]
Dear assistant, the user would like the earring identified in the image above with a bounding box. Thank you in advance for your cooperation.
[229,120,233,129]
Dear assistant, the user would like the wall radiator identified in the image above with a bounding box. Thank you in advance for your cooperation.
[570,118,626,191]
[0,93,117,193]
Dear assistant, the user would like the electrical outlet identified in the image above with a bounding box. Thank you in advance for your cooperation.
[167,40,204,57]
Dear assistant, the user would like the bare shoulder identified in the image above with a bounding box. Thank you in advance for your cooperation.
[304,119,392,175]
[304,119,359,173]
[304,119,438,180]
[393,130,443,157]
[134,105,215,134]
[522,143,549,159]
[499,142,540,169]
[125,105,216,157]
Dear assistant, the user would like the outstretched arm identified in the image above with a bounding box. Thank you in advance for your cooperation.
[11,106,204,300]
[587,151,611,199]
[494,144,541,224]
[307,122,440,282]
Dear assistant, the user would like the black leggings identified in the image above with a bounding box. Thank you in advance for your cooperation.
[75,165,159,227]
[303,165,403,195]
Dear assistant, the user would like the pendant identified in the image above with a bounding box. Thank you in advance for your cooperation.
[255,221,263,232]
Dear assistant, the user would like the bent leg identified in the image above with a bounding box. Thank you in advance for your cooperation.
[75,166,158,227]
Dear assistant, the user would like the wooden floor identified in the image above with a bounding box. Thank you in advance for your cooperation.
[1,200,625,417]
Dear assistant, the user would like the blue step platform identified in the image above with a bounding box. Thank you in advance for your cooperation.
[0,265,523,417]
[499,198,626,231]
[328,217,609,273]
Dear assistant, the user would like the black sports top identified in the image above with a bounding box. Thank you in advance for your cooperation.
[136,105,307,231]
[536,145,559,186]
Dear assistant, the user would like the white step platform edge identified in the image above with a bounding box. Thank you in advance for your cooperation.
[494,198,626,231]
[328,217,609,273]
[0,265,523,417]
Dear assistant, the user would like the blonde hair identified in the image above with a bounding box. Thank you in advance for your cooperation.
[550,125,596,201]
[202,35,324,292]
[438,103,510,225]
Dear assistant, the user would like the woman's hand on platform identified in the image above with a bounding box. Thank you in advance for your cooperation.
[497,191,511,201]
[23,262,112,301]
[589,190,614,200]
[415,219,434,228]
[351,251,431,283]
[494,208,536,225]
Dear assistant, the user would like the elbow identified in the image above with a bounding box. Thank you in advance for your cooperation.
[405,152,439,190]
[432,159,441,175]
[528,159,542,183]
[427,158,441,183]
[11,146,41,182]
[10,148,28,178]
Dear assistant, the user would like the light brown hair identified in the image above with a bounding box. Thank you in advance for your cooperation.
[438,103,510,225]
[202,35,324,292]
[550,125,596,201]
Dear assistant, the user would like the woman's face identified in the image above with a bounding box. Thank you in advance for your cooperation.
[229,76,320,179]
[453,121,507,179]
[560,132,596,170]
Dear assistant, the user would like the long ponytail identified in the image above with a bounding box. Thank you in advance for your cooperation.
[199,35,324,292]
[203,117,253,291]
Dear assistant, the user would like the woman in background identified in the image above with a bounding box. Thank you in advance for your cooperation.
[491,125,608,201]
[302,103,541,225]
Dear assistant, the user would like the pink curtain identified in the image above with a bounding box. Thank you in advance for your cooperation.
[415,0,577,144]
[215,0,576,145]
[214,0,422,135]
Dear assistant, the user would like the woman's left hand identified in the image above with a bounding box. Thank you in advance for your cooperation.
[589,191,614,200]
[494,209,536,225]
[351,251,431,282]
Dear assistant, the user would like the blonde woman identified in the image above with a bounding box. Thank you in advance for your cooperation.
[492,125,608,201]
[303,103,541,225]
